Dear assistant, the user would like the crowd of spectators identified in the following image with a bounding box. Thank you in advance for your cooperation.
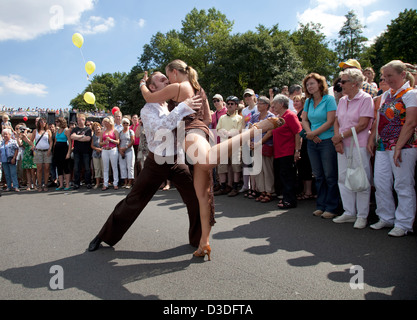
[0,110,145,194]
[1,59,416,237]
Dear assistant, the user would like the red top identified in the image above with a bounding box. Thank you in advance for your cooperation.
[272,109,302,158]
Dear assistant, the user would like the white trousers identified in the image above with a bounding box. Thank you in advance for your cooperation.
[374,148,417,232]
[119,150,135,179]
[338,146,372,219]
[102,148,119,187]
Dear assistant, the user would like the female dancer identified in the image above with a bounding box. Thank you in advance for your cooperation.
[140,60,283,260]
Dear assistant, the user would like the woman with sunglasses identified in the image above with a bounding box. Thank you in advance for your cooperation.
[331,68,374,229]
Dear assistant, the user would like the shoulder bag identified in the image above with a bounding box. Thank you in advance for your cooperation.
[345,127,370,192]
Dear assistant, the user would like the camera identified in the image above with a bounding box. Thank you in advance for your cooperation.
[334,78,343,93]
[19,126,32,133]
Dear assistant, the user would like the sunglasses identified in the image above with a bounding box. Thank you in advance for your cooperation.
[227,102,236,106]
[212,99,220,103]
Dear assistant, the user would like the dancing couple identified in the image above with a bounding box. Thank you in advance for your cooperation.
[88,59,284,260]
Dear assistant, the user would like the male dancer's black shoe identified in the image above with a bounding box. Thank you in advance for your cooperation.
[88,235,102,251]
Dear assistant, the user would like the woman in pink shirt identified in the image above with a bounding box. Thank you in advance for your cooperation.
[331,68,374,229]
[100,117,120,190]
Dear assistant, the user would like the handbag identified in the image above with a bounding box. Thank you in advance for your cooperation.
[344,127,370,192]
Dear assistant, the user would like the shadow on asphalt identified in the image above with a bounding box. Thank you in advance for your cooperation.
[0,244,204,300]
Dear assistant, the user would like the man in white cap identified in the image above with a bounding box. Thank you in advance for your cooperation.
[339,59,378,97]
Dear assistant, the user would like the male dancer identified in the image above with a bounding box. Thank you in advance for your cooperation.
[88,71,202,251]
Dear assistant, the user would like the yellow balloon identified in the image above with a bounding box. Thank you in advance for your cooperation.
[85,61,96,75]
[84,92,95,105]
[72,33,84,48]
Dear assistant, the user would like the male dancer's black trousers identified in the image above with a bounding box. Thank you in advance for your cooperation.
[98,152,202,248]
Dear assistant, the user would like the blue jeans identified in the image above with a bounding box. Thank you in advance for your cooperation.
[2,162,19,189]
[73,152,91,186]
[307,138,339,213]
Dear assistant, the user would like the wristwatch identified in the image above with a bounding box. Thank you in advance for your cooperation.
[295,149,301,153]
[341,132,345,139]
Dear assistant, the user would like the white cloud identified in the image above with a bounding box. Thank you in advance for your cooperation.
[138,19,146,28]
[0,75,48,97]
[296,0,384,39]
[366,10,390,24]
[0,0,110,41]
[77,16,115,35]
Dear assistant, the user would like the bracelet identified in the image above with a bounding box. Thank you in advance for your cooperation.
[295,150,301,153]
[341,132,345,139]
[140,81,146,88]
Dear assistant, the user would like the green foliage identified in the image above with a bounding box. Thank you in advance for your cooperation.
[290,22,337,80]
[362,8,417,80]
[206,25,305,99]
[68,7,417,114]
[69,72,127,112]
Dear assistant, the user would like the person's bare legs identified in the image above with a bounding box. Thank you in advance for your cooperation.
[182,117,283,259]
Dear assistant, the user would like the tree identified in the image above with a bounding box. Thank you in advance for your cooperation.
[205,25,305,98]
[290,22,337,79]
[334,10,368,62]
[69,72,127,112]
[362,9,417,79]
[139,8,233,74]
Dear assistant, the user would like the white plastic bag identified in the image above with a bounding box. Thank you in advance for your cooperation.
[345,127,370,192]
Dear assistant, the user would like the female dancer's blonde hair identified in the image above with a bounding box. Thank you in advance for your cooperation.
[165,59,201,91]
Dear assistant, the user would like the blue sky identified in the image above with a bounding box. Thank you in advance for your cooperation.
[0,0,415,110]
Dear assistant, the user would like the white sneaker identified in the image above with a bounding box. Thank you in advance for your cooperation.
[239,186,248,193]
[333,213,356,224]
[388,227,407,237]
[370,220,394,230]
[354,218,367,229]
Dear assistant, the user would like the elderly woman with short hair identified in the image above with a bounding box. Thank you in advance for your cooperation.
[367,60,417,237]
[331,68,374,229]
[270,94,302,208]
[0,128,20,191]
[249,96,275,203]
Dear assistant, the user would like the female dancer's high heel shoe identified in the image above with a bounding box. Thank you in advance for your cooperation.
[193,245,211,261]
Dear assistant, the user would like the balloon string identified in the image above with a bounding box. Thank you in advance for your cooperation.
[80,48,97,109]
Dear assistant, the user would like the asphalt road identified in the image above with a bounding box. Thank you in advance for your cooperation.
[1,186,416,302]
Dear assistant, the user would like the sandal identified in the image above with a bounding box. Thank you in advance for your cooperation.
[261,193,272,203]
[256,192,266,202]
[43,186,48,192]
[297,193,315,200]
[247,191,258,199]
[102,186,109,191]
[277,201,297,209]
